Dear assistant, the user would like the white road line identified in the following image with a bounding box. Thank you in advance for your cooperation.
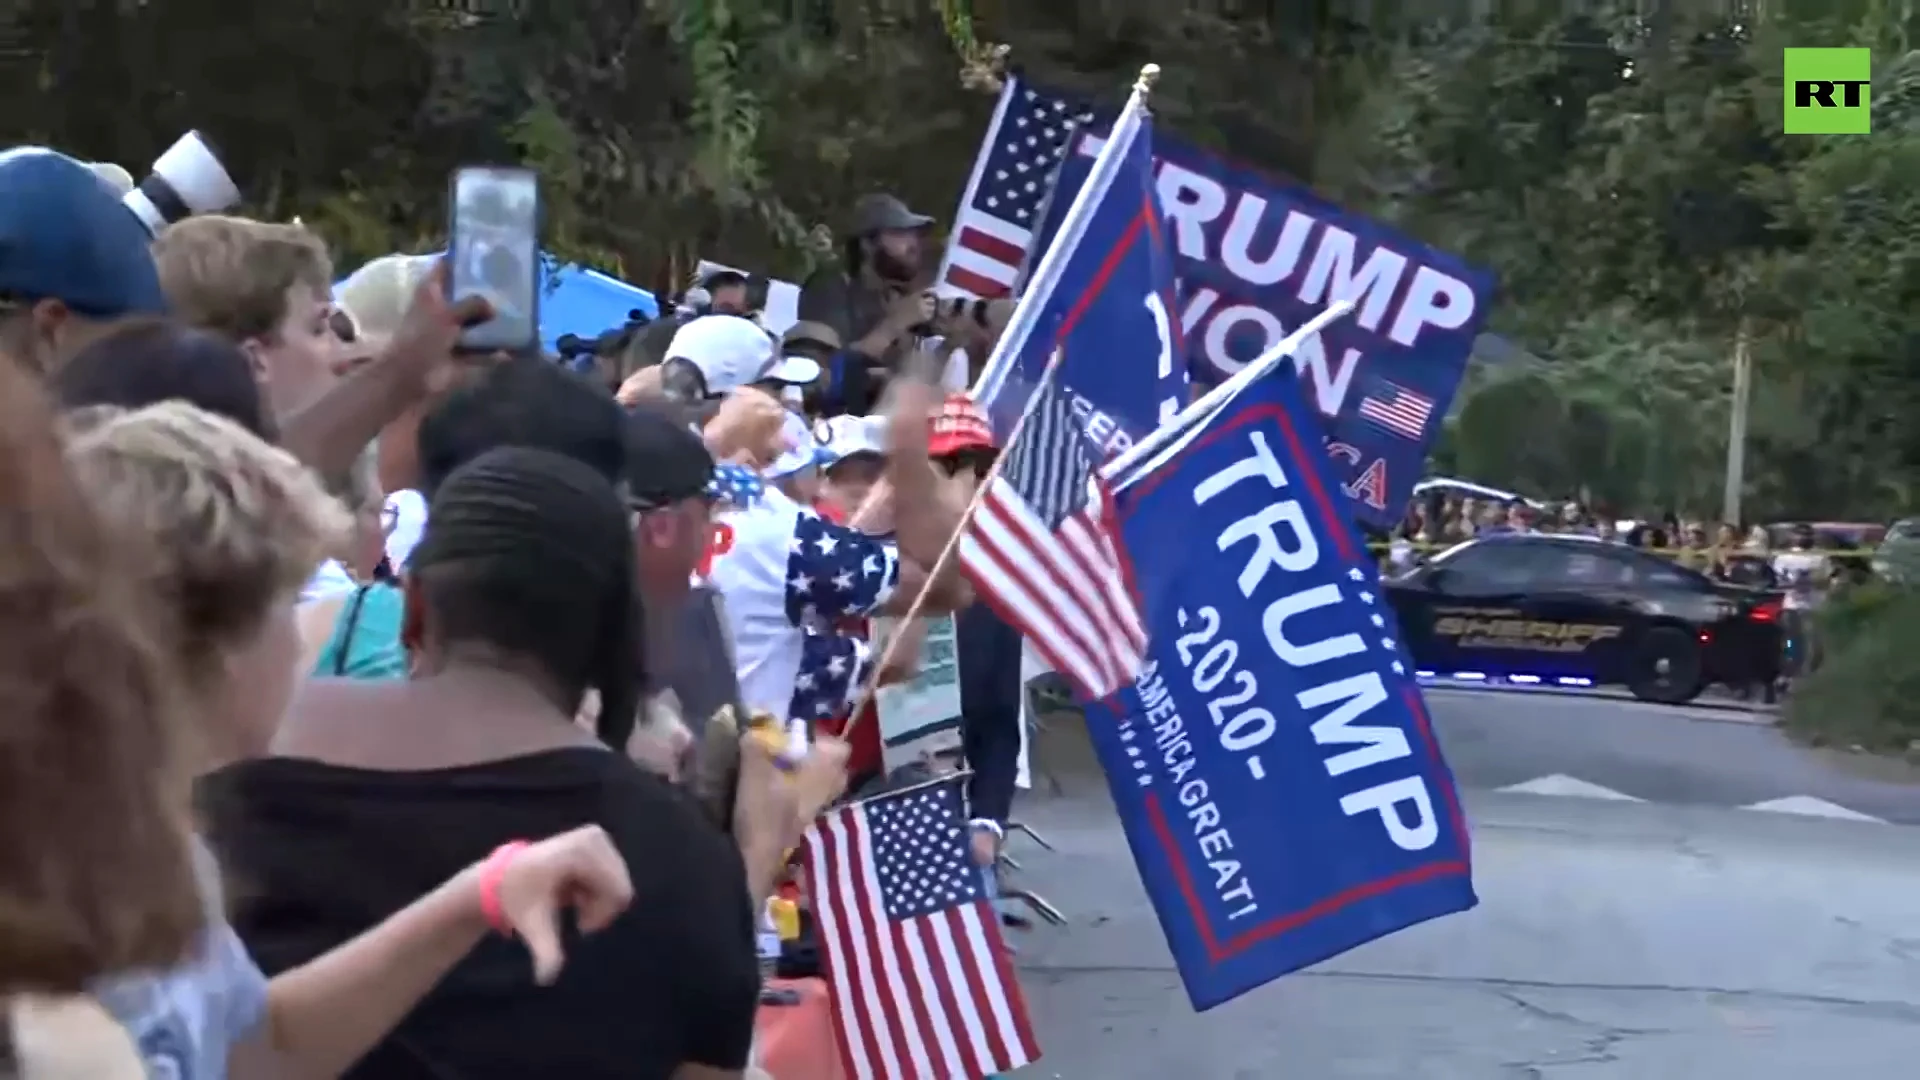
[1495,774,1646,801]
[1741,796,1887,822]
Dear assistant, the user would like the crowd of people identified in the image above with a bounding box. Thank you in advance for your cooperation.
[0,146,1032,1079]
[1383,490,1866,595]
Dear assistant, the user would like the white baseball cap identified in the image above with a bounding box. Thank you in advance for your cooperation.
[666,314,821,396]
[817,414,887,469]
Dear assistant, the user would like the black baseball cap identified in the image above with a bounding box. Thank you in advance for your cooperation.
[851,193,933,235]
[416,357,626,500]
[624,404,716,509]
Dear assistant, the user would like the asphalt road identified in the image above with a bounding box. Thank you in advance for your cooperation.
[1423,686,1920,823]
[999,695,1920,1077]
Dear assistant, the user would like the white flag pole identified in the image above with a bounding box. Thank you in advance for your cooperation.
[1101,298,1355,488]
[969,66,1160,410]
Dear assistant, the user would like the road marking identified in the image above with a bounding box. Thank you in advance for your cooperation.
[1741,796,1886,822]
[1496,774,1645,801]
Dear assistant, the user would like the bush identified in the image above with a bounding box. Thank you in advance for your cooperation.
[1782,583,1920,754]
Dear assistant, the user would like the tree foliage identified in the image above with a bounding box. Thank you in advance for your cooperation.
[0,1,1342,290]
[6,1,1920,520]
[1326,1,1920,520]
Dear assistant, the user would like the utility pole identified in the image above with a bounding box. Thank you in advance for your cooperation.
[1722,319,1752,526]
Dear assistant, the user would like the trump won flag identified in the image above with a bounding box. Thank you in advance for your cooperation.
[1087,366,1478,1011]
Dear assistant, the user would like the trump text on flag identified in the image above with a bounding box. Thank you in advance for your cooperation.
[1086,374,1476,1011]
[1073,129,1487,401]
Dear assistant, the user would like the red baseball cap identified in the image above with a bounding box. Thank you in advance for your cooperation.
[927,393,996,457]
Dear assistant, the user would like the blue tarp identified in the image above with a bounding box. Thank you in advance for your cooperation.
[335,252,658,353]
[538,261,658,352]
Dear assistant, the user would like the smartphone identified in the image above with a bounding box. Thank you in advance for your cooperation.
[447,166,541,353]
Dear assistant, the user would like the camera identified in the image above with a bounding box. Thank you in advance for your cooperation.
[942,296,990,328]
[122,131,239,235]
[913,294,989,336]
[554,307,655,378]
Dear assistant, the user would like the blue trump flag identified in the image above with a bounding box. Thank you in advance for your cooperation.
[970,93,1188,454]
[995,75,1496,530]
[1086,369,1478,1011]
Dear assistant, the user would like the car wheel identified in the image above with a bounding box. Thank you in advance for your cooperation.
[1627,627,1704,705]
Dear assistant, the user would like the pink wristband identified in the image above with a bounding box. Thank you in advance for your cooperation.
[477,840,531,935]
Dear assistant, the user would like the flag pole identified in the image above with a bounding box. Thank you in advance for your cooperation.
[1101,298,1355,485]
[969,65,1159,408]
[836,63,1163,741]
[837,345,1071,740]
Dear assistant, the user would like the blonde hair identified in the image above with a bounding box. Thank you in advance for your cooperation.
[64,403,349,684]
[151,215,334,342]
[334,253,437,340]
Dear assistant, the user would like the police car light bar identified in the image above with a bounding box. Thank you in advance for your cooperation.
[1417,670,1596,688]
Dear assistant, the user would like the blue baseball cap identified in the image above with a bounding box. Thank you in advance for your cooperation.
[0,148,167,318]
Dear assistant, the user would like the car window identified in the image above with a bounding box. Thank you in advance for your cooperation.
[1624,555,1698,589]
[1430,545,1557,595]
[1552,550,1632,586]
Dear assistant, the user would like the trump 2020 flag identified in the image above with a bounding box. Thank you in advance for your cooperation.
[966,86,1188,459]
[1088,368,1478,1011]
[949,74,1498,530]
[805,775,1039,1079]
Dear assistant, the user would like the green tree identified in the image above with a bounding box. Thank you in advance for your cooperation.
[1321,2,1920,521]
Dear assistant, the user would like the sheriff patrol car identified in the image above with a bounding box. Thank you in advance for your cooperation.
[1383,534,1784,704]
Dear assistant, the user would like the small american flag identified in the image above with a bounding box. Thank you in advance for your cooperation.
[1357,378,1436,441]
[958,371,1147,699]
[806,776,1039,1080]
[937,77,1095,299]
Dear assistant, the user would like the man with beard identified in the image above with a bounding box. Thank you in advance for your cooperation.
[798,193,942,415]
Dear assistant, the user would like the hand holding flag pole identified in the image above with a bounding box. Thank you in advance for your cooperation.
[841,63,1162,739]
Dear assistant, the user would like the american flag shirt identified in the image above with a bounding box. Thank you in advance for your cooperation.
[937,78,1096,299]
[703,484,900,724]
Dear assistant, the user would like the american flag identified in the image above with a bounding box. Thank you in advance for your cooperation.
[806,776,1039,1080]
[937,77,1095,299]
[1357,378,1436,441]
[957,371,1147,699]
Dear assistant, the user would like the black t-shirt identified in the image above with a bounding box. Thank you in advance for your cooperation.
[197,748,759,1079]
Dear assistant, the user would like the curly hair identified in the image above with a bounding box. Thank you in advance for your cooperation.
[0,366,203,996]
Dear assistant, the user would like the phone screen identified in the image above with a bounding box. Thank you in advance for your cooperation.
[448,166,540,352]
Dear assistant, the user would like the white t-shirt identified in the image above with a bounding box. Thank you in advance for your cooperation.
[704,486,900,722]
[383,489,428,571]
[1771,549,1826,609]
[300,559,358,602]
